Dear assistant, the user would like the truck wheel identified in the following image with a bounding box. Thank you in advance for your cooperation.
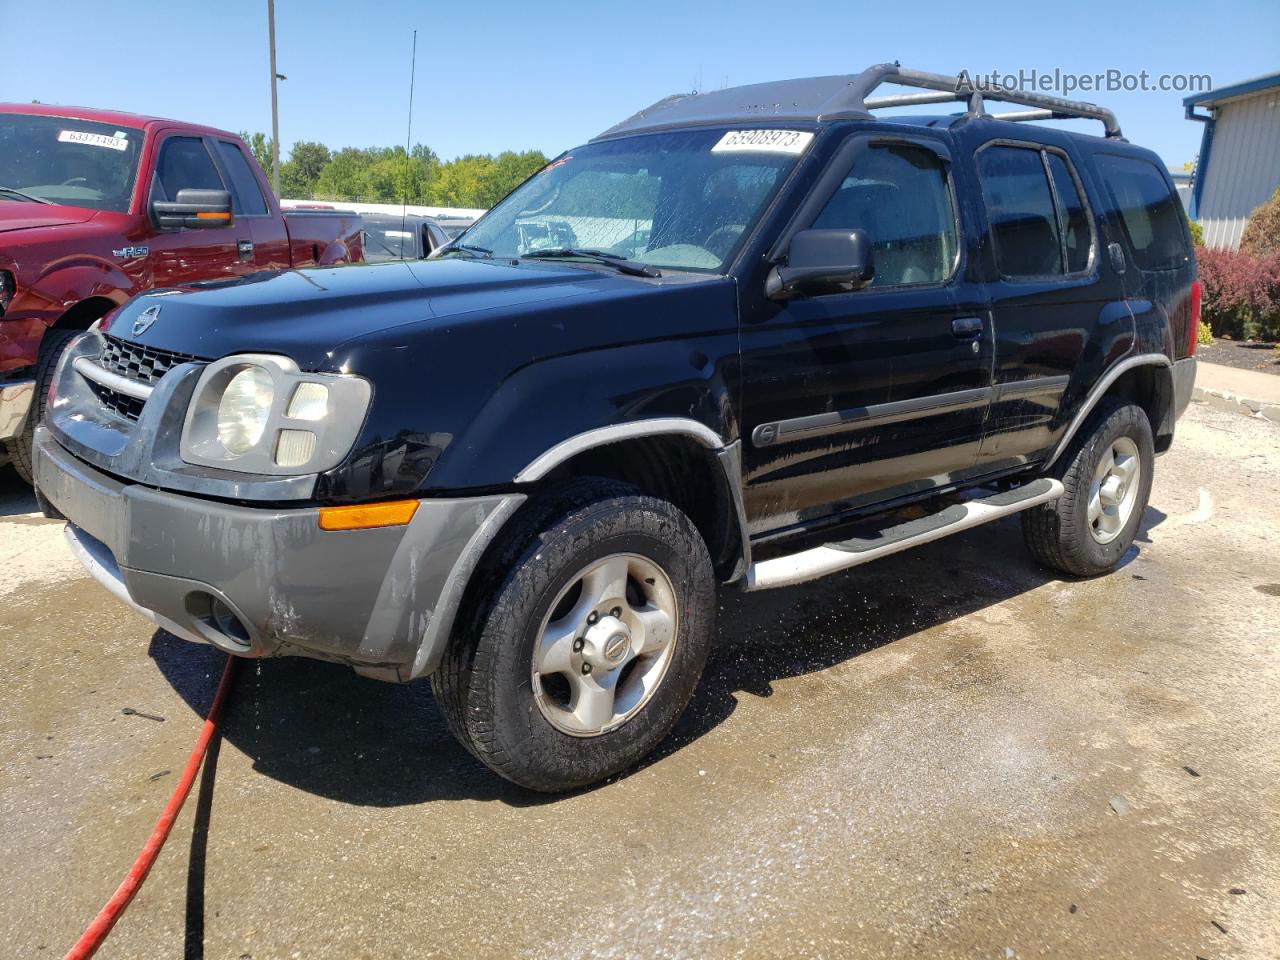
[1022,398,1154,577]
[433,479,716,792]
[5,329,80,485]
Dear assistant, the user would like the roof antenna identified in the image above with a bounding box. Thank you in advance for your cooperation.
[401,29,418,255]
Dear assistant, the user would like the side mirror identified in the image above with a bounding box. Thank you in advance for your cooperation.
[151,188,233,230]
[766,228,874,300]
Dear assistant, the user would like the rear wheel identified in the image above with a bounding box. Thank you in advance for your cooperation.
[5,329,80,485]
[433,479,716,792]
[1022,398,1154,577]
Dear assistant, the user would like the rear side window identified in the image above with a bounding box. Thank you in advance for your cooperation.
[812,144,958,287]
[154,136,223,202]
[1095,154,1187,271]
[215,141,268,215]
[1047,154,1092,273]
[976,146,1064,278]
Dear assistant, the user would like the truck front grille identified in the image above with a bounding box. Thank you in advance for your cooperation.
[86,381,147,421]
[99,335,201,386]
[89,335,204,422]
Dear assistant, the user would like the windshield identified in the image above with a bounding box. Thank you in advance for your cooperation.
[362,221,420,262]
[456,128,812,273]
[0,113,143,212]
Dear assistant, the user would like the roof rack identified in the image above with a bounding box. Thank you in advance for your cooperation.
[594,63,1123,142]
[861,65,1124,139]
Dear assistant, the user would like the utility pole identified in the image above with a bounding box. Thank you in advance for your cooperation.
[267,0,281,197]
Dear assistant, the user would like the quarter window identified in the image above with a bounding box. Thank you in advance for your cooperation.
[1095,154,1187,271]
[215,141,269,215]
[1047,154,1092,273]
[154,136,223,202]
[977,146,1064,278]
[812,144,958,287]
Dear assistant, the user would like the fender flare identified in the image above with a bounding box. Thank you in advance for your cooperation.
[513,417,753,581]
[1045,352,1172,469]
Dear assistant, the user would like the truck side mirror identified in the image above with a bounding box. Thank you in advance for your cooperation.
[151,188,234,230]
[766,228,874,300]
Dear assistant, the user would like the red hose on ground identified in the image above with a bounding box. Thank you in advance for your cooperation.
[64,655,238,960]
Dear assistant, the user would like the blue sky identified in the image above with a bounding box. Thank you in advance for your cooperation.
[4,0,1277,168]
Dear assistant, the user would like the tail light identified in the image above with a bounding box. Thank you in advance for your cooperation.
[1188,279,1203,357]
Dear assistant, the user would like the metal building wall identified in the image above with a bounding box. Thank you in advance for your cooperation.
[1196,89,1280,249]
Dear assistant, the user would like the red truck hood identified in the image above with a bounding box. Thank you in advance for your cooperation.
[0,203,99,234]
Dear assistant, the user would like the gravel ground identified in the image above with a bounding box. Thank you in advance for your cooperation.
[1,399,1277,959]
[1197,339,1280,376]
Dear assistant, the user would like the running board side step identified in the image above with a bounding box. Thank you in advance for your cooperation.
[744,477,1064,591]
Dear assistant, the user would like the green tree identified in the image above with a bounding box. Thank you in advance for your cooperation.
[279,141,331,198]
[1240,187,1280,258]
[313,147,374,200]
[238,131,276,179]
[475,150,548,207]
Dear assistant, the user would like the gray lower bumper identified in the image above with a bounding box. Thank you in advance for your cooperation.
[34,426,524,681]
[0,377,35,441]
[1172,356,1196,422]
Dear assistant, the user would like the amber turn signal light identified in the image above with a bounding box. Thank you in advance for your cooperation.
[318,500,419,531]
[196,211,231,221]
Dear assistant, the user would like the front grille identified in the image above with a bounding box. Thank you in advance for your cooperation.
[99,335,201,385]
[87,335,204,422]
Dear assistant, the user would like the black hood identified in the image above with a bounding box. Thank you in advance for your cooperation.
[103,258,612,370]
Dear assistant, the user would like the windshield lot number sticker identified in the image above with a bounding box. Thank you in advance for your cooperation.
[712,130,814,154]
[57,130,129,151]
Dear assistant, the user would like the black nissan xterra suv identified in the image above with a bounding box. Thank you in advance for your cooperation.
[34,66,1199,792]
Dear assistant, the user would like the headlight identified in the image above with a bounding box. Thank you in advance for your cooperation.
[181,354,371,475]
[217,367,274,454]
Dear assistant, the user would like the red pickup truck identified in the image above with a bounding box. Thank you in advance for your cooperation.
[0,103,363,482]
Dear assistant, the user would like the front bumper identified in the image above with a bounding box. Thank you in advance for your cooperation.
[0,377,35,440]
[34,426,524,681]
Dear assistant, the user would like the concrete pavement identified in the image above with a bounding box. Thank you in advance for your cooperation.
[1,399,1277,959]
[1195,359,1280,423]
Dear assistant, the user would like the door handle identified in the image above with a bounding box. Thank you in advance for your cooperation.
[952,316,983,338]
[237,239,254,261]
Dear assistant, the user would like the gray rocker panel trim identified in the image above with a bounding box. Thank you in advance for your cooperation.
[1044,353,1172,469]
[752,387,991,448]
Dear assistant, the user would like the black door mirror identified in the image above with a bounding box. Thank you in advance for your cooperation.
[767,228,874,299]
[151,188,233,230]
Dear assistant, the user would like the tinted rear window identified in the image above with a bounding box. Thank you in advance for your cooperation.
[216,141,268,215]
[1095,154,1187,271]
[977,146,1063,278]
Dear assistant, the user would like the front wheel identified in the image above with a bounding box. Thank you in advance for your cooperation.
[1022,398,1154,577]
[432,480,716,792]
[5,329,79,485]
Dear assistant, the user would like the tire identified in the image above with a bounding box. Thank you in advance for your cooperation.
[4,329,80,485]
[1022,398,1154,577]
[432,478,717,792]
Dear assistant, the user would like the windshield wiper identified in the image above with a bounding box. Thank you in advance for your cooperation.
[522,248,660,278]
[0,186,51,204]
[435,241,493,259]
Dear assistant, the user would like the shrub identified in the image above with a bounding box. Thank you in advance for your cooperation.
[1195,245,1280,341]
[1188,220,1204,246]
[1240,187,1280,258]
[1197,320,1214,346]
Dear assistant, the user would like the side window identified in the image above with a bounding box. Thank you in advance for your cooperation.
[976,146,1063,278]
[154,136,223,203]
[812,144,957,287]
[215,141,268,215]
[1046,154,1092,273]
[1095,154,1187,271]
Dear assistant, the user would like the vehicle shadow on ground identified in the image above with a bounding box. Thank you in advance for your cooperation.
[0,465,37,517]
[150,507,1166,811]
